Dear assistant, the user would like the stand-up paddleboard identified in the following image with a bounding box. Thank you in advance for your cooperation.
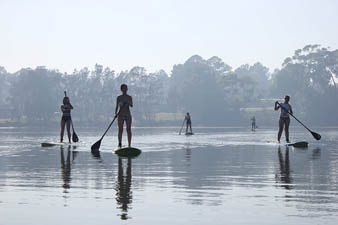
[114,147,142,158]
[41,142,76,147]
[267,141,308,148]
[185,132,194,136]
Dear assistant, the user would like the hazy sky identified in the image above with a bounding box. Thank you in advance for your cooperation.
[1,0,338,74]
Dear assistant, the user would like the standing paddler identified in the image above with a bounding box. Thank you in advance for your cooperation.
[274,95,293,143]
[60,96,73,143]
[185,112,192,134]
[115,84,133,148]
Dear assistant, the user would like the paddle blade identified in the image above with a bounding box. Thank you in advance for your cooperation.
[72,132,79,143]
[91,139,101,152]
[311,131,321,140]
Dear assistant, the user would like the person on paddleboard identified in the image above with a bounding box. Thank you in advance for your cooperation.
[115,84,133,148]
[251,116,256,131]
[275,95,293,143]
[60,96,73,143]
[185,112,192,134]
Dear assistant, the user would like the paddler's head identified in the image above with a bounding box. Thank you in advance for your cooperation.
[63,96,70,104]
[284,95,290,103]
[121,84,128,94]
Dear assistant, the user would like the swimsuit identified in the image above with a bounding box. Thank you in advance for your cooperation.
[118,113,131,121]
[62,115,71,122]
[62,105,71,122]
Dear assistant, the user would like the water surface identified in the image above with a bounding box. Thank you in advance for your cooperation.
[0,127,337,225]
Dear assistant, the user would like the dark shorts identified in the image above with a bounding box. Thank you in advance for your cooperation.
[118,114,132,122]
[62,115,71,122]
[279,117,290,126]
[186,119,191,125]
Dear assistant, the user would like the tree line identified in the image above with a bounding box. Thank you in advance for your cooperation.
[0,44,337,126]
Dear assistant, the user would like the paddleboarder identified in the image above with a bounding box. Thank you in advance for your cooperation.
[185,112,192,134]
[60,96,73,143]
[275,95,293,143]
[115,84,133,148]
[251,116,256,131]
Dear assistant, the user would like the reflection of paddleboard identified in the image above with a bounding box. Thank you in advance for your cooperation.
[114,147,142,158]
[185,132,194,136]
[287,141,308,148]
[41,142,76,147]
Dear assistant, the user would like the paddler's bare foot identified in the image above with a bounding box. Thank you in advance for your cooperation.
[277,140,280,144]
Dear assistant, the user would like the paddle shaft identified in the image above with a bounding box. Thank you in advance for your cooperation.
[64,91,72,122]
[99,115,118,141]
[277,102,312,133]
[96,102,129,142]
[64,91,79,142]
[179,119,186,135]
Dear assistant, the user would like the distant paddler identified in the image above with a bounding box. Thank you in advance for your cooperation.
[251,116,256,131]
[274,95,293,143]
[185,112,193,134]
[115,84,133,148]
[60,95,73,143]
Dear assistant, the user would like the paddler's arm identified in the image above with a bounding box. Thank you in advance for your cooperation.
[274,101,280,111]
[115,97,119,116]
[128,96,133,107]
[68,103,73,110]
[289,105,293,116]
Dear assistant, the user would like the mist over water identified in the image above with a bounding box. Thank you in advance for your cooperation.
[1,45,338,127]
[0,127,337,225]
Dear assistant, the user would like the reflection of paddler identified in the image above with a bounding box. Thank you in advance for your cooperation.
[60,146,72,191]
[276,146,292,190]
[115,158,132,220]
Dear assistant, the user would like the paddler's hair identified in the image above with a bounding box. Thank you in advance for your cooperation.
[120,84,128,90]
[63,97,69,104]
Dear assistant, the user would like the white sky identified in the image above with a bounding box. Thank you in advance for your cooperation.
[1,0,338,74]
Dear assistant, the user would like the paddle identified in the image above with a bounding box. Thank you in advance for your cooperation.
[71,120,79,142]
[277,102,321,140]
[91,103,126,152]
[179,119,186,135]
[64,91,79,142]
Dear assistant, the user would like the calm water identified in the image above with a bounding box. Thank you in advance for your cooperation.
[0,126,338,225]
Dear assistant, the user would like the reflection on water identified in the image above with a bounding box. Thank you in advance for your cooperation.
[276,146,292,190]
[312,148,321,159]
[60,146,78,206]
[0,127,338,225]
[115,158,133,220]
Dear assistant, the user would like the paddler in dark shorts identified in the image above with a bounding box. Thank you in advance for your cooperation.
[274,95,293,143]
[60,96,73,143]
[185,112,192,134]
[115,84,133,148]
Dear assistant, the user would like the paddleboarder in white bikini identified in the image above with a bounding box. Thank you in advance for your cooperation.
[115,84,133,148]
[275,95,293,143]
